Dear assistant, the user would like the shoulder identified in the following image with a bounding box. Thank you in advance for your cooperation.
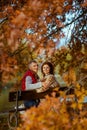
[24,70,30,76]
[45,74,55,81]
[46,74,54,78]
[48,74,55,79]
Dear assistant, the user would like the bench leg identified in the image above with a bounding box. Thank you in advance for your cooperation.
[8,112,18,129]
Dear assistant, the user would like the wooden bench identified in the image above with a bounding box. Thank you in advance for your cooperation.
[8,86,74,129]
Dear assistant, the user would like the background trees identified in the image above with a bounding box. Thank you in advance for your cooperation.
[0,0,86,89]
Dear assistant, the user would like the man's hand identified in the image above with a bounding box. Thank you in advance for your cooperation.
[42,82,50,91]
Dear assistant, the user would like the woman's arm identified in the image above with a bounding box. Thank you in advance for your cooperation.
[41,75,59,91]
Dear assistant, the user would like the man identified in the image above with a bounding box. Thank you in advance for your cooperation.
[22,60,45,108]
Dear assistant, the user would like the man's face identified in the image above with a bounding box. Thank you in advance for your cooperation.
[29,62,38,73]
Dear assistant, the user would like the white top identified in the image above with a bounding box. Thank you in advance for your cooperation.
[25,76,42,90]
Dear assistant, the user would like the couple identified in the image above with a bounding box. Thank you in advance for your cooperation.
[22,60,59,108]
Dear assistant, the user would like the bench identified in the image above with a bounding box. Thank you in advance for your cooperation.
[9,86,74,110]
[8,86,74,129]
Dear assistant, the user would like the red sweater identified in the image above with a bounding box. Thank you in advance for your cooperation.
[22,70,37,91]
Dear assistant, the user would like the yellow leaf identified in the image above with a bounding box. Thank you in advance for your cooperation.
[66,53,72,61]
[76,83,81,90]
[69,67,76,83]
[71,103,77,109]
[85,90,87,95]
[78,103,82,110]
[76,91,82,97]
[81,88,85,94]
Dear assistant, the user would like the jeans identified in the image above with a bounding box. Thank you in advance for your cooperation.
[24,99,40,109]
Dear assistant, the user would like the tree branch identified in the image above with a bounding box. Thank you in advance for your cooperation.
[45,9,87,39]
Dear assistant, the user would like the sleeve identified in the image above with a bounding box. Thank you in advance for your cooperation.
[50,77,60,88]
[45,75,54,86]
[45,75,59,88]
[25,76,42,90]
[37,76,56,93]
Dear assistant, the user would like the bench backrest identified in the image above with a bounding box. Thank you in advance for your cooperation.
[9,86,74,102]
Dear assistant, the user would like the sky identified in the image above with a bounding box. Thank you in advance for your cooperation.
[56,9,76,48]
[57,23,74,48]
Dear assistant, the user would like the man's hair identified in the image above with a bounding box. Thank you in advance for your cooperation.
[28,60,38,68]
[29,60,37,65]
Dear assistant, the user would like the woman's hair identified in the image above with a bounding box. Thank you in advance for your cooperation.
[41,61,54,76]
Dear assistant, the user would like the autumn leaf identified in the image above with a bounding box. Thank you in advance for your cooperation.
[71,102,77,109]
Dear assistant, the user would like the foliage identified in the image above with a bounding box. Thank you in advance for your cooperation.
[51,44,87,88]
[17,94,87,130]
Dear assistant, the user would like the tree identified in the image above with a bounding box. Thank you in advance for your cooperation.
[0,0,87,86]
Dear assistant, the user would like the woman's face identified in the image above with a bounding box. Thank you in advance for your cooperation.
[42,64,50,75]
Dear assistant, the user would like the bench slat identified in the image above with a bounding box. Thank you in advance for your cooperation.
[9,89,59,102]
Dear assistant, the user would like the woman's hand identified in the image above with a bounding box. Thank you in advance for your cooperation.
[42,81,50,91]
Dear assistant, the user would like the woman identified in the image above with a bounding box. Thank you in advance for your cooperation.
[37,61,60,93]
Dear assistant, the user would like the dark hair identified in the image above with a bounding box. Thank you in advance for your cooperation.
[41,61,54,76]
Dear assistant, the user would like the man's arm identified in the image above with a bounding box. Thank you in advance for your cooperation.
[25,76,42,90]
